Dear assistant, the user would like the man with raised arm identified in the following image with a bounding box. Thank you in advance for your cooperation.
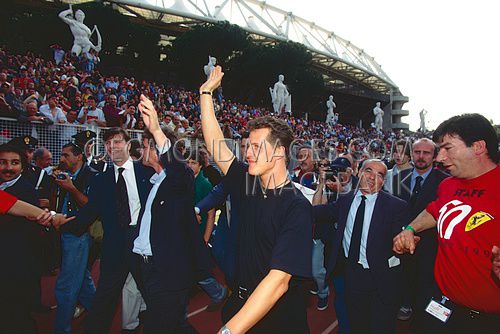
[393,114,500,333]
[200,66,313,334]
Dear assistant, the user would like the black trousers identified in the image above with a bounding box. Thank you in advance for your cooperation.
[84,228,143,334]
[139,256,198,334]
[0,274,38,334]
[221,285,309,334]
[345,264,399,334]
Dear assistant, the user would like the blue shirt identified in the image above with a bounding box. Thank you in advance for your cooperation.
[410,167,433,192]
[343,190,378,269]
[61,168,81,215]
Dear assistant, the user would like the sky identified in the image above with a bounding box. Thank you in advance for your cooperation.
[264,0,500,130]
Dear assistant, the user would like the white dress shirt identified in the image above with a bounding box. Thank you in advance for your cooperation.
[114,159,141,226]
[133,170,167,256]
[343,190,379,269]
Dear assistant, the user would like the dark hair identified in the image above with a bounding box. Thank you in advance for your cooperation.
[103,127,131,142]
[183,149,204,165]
[0,144,28,169]
[62,142,83,156]
[433,113,498,163]
[393,139,411,158]
[247,116,294,164]
[142,127,178,149]
[86,95,96,102]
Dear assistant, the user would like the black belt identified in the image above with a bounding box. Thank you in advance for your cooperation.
[444,297,500,321]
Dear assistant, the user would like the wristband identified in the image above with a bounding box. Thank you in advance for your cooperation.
[200,91,212,95]
[404,225,416,234]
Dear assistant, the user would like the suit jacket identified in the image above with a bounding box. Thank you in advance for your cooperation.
[1,177,41,278]
[392,168,449,266]
[61,159,154,273]
[314,190,407,304]
[137,148,213,289]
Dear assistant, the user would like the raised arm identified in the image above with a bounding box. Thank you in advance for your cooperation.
[139,94,169,150]
[58,5,74,24]
[199,66,235,175]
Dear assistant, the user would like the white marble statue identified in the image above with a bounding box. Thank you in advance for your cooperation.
[373,102,384,131]
[59,4,102,57]
[419,109,428,132]
[204,56,217,79]
[269,74,291,114]
[325,95,337,125]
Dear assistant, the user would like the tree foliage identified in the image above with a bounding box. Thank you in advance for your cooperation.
[167,22,325,114]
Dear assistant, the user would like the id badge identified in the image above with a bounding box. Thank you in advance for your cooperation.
[425,298,452,323]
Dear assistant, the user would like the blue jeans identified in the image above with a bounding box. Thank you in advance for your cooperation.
[198,276,227,303]
[312,239,329,299]
[333,275,350,334]
[54,232,96,334]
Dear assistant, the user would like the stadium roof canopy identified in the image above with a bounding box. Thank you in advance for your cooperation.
[60,0,401,101]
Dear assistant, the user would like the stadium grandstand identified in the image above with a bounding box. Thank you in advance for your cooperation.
[11,0,409,130]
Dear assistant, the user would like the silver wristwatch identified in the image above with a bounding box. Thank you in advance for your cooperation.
[220,325,231,334]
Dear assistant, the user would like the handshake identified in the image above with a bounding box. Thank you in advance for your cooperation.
[35,209,75,230]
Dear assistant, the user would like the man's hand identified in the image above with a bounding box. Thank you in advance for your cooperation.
[200,66,224,94]
[35,209,53,227]
[325,176,342,192]
[492,246,500,281]
[52,213,75,230]
[393,229,421,255]
[53,172,75,191]
[138,94,160,134]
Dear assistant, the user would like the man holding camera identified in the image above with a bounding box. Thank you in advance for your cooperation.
[52,141,97,334]
[77,95,106,127]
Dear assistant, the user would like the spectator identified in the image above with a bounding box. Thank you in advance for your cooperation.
[102,94,122,127]
[77,96,106,127]
[120,103,137,130]
[39,96,67,124]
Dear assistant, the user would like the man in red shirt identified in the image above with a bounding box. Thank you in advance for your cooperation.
[393,113,500,333]
[102,94,122,127]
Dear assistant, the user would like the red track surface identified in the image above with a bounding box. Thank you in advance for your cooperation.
[35,261,409,334]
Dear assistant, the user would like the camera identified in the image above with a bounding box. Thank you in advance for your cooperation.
[57,173,68,180]
[324,165,344,181]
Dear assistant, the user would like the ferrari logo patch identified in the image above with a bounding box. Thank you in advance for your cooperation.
[465,211,493,232]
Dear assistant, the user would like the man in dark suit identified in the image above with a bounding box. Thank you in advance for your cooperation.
[314,159,407,334]
[73,130,109,173]
[8,135,53,207]
[59,127,155,334]
[132,95,212,332]
[392,138,448,330]
[0,143,41,333]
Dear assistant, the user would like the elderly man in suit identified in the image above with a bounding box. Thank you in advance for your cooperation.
[59,127,155,334]
[314,159,407,334]
[132,94,212,333]
[391,138,448,329]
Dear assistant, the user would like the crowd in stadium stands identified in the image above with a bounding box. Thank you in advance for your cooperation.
[0,47,406,151]
[2,46,498,334]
